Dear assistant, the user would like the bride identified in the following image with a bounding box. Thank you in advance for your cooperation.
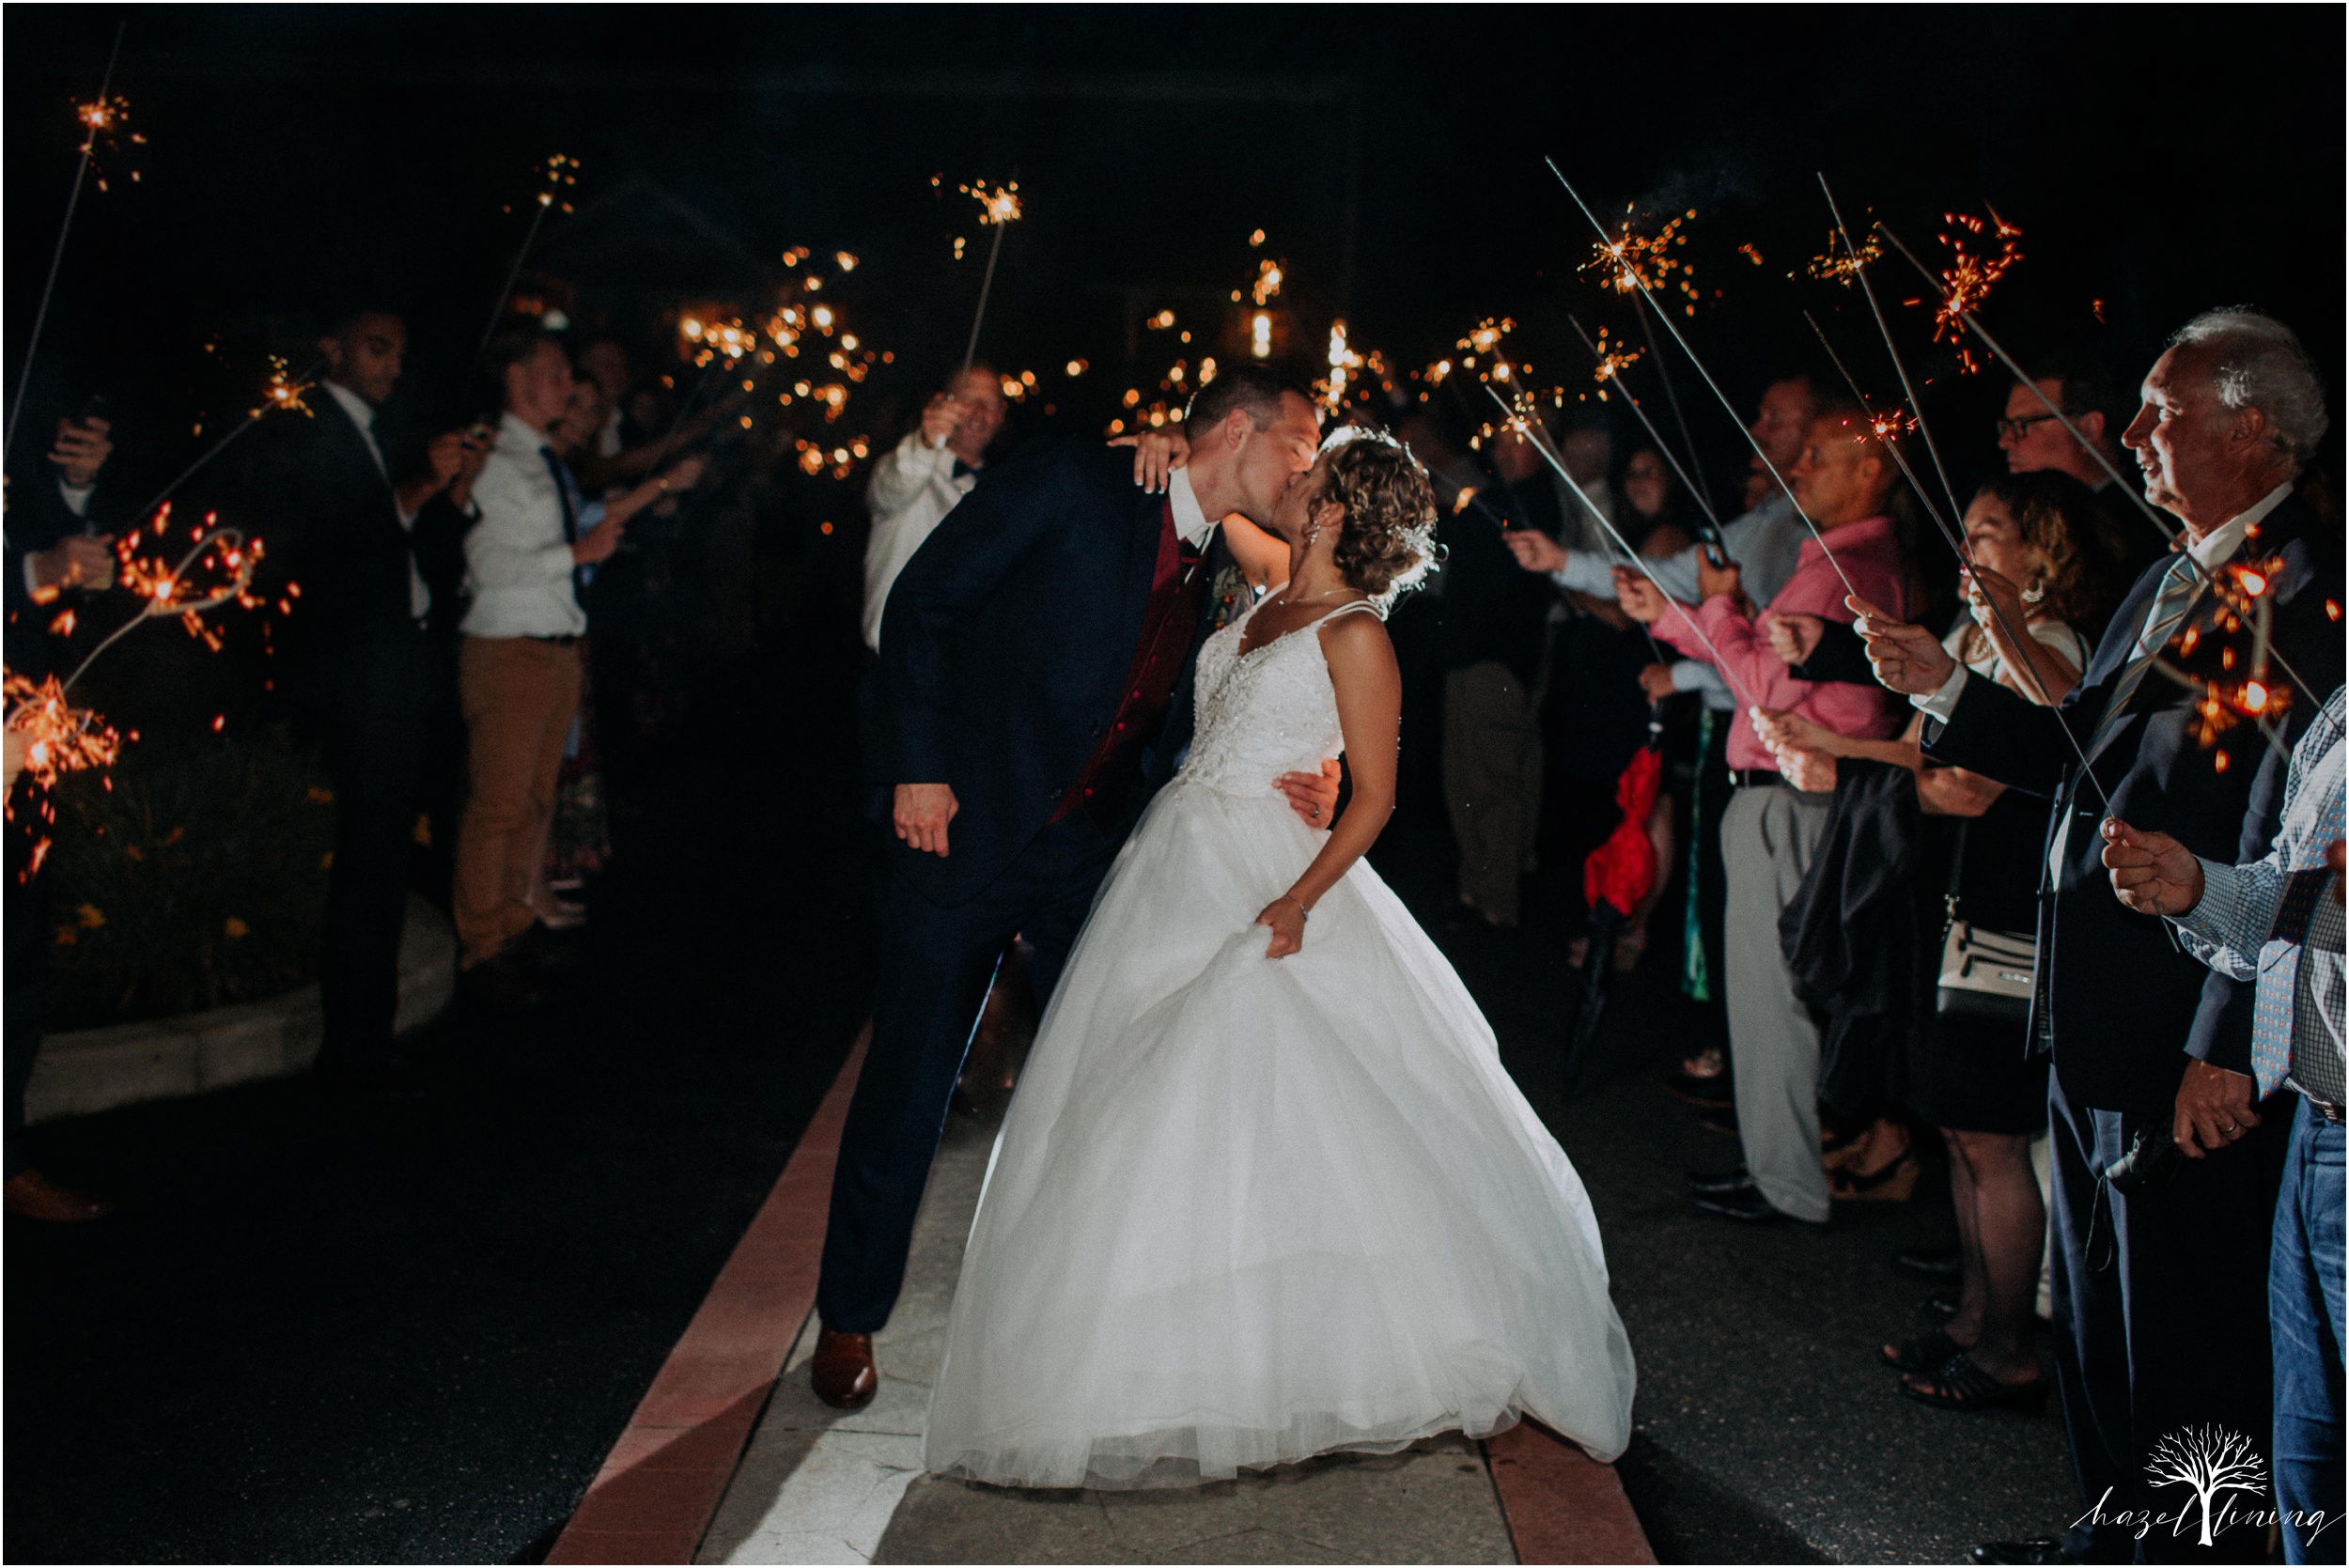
[923,428,1636,1490]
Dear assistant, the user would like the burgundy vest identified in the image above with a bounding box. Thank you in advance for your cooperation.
[1051,501,1206,829]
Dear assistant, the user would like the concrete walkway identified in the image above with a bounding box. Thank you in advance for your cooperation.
[694,1099,1560,1566]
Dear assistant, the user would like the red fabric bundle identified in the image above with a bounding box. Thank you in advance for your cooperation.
[1582,745,1662,917]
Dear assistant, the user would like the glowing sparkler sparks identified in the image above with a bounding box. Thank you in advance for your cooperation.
[537,153,581,212]
[4,673,120,793]
[1583,208,1703,316]
[253,356,314,420]
[73,93,145,189]
[1251,258,1284,306]
[960,179,1022,225]
[1866,408,1918,442]
[682,317,758,365]
[1586,324,1642,386]
[1808,225,1882,286]
[1924,208,2022,370]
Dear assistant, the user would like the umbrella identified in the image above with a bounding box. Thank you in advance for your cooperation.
[1565,702,1667,1084]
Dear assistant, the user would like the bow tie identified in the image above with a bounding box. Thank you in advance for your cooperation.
[952,458,976,480]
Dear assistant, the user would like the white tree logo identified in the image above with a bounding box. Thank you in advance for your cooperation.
[2144,1425,2265,1546]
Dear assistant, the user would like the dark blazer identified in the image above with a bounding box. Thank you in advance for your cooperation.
[877,439,1236,908]
[1923,488,2343,1116]
[244,390,425,696]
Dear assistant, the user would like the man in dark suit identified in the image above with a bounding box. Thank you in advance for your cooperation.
[4,408,119,1220]
[811,365,1337,1408]
[249,305,483,1093]
[1860,309,2342,1564]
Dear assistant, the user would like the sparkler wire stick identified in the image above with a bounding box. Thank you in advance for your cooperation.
[1803,312,2123,805]
[1566,314,1724,539]
[1818,176,1964,524]
[959,218,1008,382]
[6,20,127,468]
[1546,158,1862,604]
[1481,381,1762,712]
[476,196,554,364]
[1877,223,2335,744]
[107,356,326,536]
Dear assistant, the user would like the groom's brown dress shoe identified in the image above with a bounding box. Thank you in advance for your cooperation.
[811,1327,878,1410]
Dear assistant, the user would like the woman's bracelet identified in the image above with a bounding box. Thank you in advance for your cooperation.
[1278,893,1310,923]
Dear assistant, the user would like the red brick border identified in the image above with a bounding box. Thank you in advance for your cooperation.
[1486,1421,1657,1564]
[546,1028,867,1565]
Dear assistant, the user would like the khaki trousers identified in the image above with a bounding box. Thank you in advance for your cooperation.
[456,636,583,966]
[1720,783,1834,1222]
[1443,660,1543,926]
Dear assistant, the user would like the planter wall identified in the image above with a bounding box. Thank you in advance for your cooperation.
[23,895,457,1124]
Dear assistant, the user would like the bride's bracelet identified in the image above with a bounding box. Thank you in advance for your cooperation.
[1277,893,1310,924]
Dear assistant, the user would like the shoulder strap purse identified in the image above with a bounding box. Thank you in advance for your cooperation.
[1937,820,2036,1026]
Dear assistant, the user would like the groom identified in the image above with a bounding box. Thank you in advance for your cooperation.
[814,365,1332,1407]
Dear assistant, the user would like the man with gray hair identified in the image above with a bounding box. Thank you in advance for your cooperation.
[1857,306,2344,1563]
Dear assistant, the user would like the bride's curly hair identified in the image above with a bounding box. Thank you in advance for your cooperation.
[1316,427,1439,611]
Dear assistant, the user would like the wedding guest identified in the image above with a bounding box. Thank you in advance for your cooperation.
[1561,446,1695,971]
[249,305,483,1091]
[1861,308,2344,1564]
[1999,354,2154,593]
[4,409,118,1220]
[1759,471,2115,1406]
[1620,400,1913,1225]
[2101,688,2343,1565]
[454,325,702,1004]
[1436,417,1564,927]
[861,365,1007,655]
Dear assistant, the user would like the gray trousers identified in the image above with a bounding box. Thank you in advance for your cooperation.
[1721,783,1833,1222]
[1442,661,1543,926]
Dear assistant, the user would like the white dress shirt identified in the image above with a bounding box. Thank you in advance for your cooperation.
[324,380,430,621]
[1166,465,1215,549]
[460,411,585,640]
[861,431,981,654]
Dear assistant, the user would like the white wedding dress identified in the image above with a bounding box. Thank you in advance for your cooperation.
[922,596,1637,1490]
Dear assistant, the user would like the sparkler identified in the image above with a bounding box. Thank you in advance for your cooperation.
[1875,223,2337,748]
[1481,380,1762,713]
[957,179,1022,380]
[1548,159,1861,603]
[1803,309,2118,804]
[1581,206,1703,317]
[1565,315,1725,554]
[1818,175,1963,523]
[475,154,581,361]
[1922,208,2022,372]
[102,357,320,538]
[4,673,120,792]
[62,516,268,691]
[6,21,129,468]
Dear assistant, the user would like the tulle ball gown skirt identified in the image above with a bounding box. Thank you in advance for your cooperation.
[921,778,1637,1490]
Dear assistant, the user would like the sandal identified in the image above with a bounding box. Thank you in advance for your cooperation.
[1832,1142,1920,1202]
[1880,1327,1966,1374]
[1899,1353,2050,1412]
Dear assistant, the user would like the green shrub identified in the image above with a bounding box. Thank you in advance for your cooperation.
[40,727,335,1031]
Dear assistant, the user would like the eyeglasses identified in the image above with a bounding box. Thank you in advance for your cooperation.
[1995,411,2063,441]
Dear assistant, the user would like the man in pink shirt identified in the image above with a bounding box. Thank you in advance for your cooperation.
[1620,402,1912,1223]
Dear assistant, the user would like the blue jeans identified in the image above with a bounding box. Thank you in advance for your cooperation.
[2273,1097,2345,1564]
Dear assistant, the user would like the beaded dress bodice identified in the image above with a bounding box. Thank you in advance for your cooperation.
[1175,596,1378,798]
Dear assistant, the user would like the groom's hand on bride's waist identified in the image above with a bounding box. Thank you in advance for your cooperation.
[1274,760,1342,830]
[894,784,959,856]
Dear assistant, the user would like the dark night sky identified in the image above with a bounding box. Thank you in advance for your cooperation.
[7,5,2343,504]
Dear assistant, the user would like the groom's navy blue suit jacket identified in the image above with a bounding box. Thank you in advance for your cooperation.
[876,438,1232,908]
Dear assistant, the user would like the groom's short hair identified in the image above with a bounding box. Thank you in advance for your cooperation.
[1185,363,1315,439]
